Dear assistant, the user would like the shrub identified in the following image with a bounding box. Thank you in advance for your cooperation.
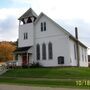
[31,62,42,68]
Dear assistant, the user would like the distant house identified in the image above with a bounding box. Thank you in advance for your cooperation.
[14,8,88,67]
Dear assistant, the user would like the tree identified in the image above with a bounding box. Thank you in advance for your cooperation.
[0,41,16,62]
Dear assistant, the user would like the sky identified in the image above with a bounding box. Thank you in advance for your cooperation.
[0,0,90,54]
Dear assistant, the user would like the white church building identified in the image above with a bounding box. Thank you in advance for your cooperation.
[14,8,88,67]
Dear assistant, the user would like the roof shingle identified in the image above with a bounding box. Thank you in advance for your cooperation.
[18,8,38,20]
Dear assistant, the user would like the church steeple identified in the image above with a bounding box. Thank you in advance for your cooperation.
[19,8,38,25]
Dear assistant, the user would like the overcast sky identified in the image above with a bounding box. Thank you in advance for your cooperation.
[0,0,90,54]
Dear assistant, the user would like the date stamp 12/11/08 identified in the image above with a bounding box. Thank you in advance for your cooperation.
[76,80,90,86]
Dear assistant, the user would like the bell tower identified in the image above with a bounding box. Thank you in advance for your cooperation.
[18,8,38,47]
[18,8,37,25]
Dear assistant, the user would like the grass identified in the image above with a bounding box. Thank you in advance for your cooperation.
[1,67,90,79]
[0,77,74,85]
[0,67,90,88]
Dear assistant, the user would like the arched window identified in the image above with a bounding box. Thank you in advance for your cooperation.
[44,22,46,31]
[41,22,43,31]
[36,44,40,60]
[48,42,53,59]
[42,43,46,60]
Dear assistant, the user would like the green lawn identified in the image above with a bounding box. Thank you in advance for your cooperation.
[0,67,90,88]
[1,67,90,79]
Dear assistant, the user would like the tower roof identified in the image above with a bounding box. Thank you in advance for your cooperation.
[18,8,38,20]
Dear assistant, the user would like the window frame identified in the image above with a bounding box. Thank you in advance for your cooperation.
[82,48,84,62]
[48,42,53,59]
[41,22,43,32]
[41,22,46,32]
[58,56,64,64]
[24,33,25,40]
[26,33,28,39]
[24,32,28,40]
[42,43,46,60]
[44,22,46,31]
[74,44,77,60]
[36,44,40,60]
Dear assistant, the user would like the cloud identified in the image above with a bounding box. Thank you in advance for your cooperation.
[0,16,18,41]
[0,8,28,41]
[0,8,27,19]
[11,0,31,3]
[11,0,90,21]
[0,8,20,41]
[0,16,17,31]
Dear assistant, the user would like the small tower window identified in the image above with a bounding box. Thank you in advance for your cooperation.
[24,32,28,40]
[24,33,26,39]
[26,33,28,39]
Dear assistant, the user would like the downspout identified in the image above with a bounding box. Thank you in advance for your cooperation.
[75,27,80,67]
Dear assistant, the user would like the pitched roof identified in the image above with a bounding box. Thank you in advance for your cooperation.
[69,35,87,48]
[34,12,71,36]
[14,46,32,53]
[34,13,87,48]
[18,8,38,20]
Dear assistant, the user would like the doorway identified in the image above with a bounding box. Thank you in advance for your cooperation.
[22,54,27,66]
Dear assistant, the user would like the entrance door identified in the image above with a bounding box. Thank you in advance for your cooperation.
[22,55,27,66]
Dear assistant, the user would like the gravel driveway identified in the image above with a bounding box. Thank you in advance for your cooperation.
[0,84,89,90]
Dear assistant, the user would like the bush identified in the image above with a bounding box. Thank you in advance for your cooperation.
[31,62,42,68]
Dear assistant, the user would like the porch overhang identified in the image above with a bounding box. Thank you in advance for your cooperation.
[13,46,32,54]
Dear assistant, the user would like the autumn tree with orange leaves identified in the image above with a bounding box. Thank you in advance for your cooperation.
[0,41,16,62]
